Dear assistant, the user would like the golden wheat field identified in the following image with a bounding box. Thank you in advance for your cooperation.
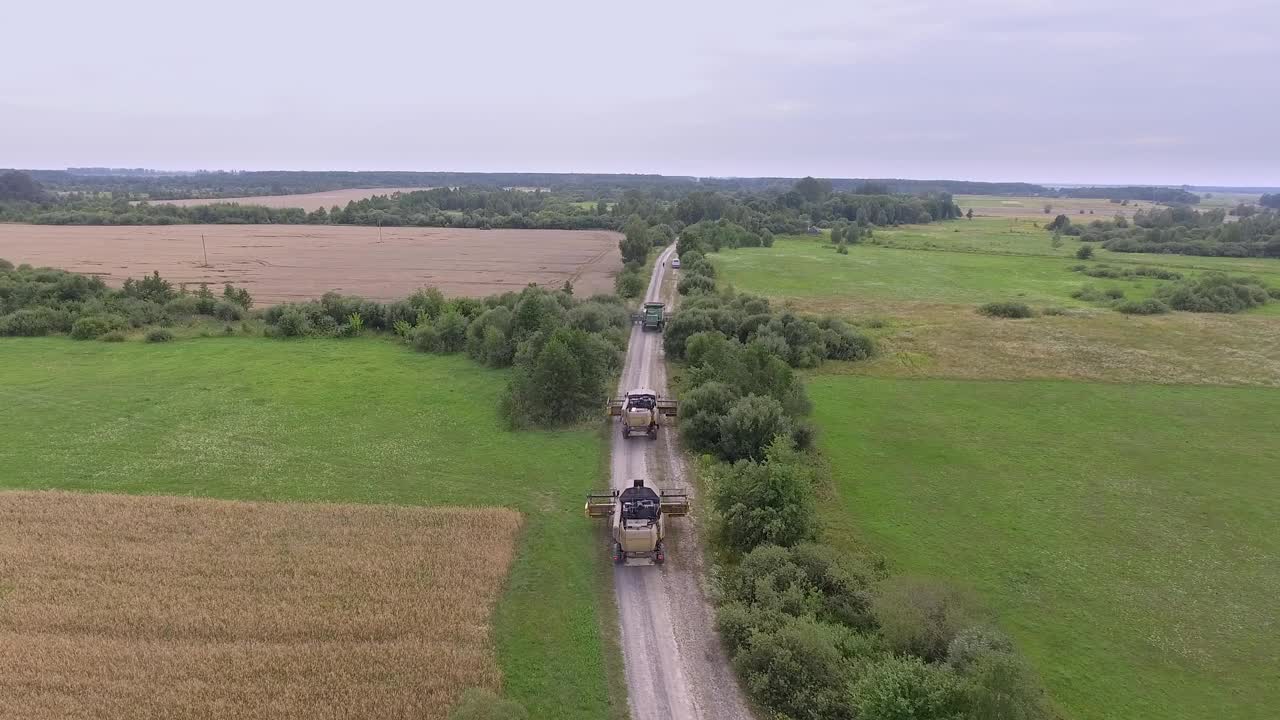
[0,491,523,720]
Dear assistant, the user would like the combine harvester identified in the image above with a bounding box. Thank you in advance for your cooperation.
[632,301,668,332]
[608,389,677,439]
[586,480,689,565]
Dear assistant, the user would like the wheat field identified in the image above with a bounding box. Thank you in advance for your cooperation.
[0,491,523,720]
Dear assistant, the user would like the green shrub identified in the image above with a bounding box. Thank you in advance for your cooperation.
[99,330,127,342]
[1070,285,1106,302]
[1156,273,1271,313]
[710,439,817,551]
[733,616,856,720]
[615,270,644,298]
[817,317,875,361]
[977,302,1033,319]
[678,273,717,295]
[848,655,967,720]
[0,308,58,336]
[872,577,981,662]
[213,299,244,321]
[1041,306,1068,316]
[145,328,175,343]
[1103,287,1126,300]
[718,395,794,462]
[275,308,311,337]
[1075,244,1095,260]
[1269,287,1280,300]
[1116,299,1170,315]
[222,283,253,309]
[411,322,441,352]
[435,310,469,352]
[447,688,528,720]
[70,314,124,340]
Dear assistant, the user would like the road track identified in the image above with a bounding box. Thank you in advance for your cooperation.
[609,244,753,720]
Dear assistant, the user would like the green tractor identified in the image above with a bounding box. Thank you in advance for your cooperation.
[632,302,667,332]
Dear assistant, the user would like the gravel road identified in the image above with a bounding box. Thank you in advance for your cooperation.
[609,244,754,720]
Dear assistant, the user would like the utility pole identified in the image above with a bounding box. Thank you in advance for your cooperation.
[201,234,209,267]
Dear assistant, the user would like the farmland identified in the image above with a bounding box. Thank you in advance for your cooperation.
[0,338,619,720]
[0,491,521,720]
[142,187,434,211]
[812,378,1280,720]
[703,215,1280,719]
[0,224,622,304]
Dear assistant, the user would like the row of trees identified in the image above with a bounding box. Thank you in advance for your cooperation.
[671,229,1052,720]
[0,261,251,339]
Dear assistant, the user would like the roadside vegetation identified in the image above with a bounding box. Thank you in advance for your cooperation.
[1042,206,1280,258]
[670,226,1052,720]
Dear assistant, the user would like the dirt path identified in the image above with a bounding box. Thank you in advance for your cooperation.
[609,245,753,720]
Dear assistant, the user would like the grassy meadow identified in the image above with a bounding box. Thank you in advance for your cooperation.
[709,219,1280,385]
[703,210,1280,719]
[812,377,1280,720]
[0,337,620,720]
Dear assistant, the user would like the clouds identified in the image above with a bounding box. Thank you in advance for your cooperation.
[1,0,1276,184]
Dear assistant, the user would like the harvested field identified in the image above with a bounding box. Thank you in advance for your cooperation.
[0,491,523,720]
[144,187,433,211]
[0,224,622,303]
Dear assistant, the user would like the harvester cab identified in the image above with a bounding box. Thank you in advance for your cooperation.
[585,479,690,565]
[607,388,677,439]
[631,302,667,331]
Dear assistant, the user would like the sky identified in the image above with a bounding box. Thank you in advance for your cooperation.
[2,0,1278,186]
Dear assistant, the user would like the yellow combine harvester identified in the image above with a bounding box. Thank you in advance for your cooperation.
[585,479,690,565]
[607,388,677,439]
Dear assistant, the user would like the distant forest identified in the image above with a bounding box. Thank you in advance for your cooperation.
[0,170,961,234]
[6,168,1226,207]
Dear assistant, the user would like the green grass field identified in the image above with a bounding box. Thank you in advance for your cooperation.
[0,337,621,720]
[711,224,1280,313]
[812,377,1280,720]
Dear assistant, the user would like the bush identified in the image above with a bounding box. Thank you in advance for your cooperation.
[848,655,967,720]
[817,317,875,361]
[872,578,980,662]
[1041,306,1068,316]
[275,308,311,337]
[977,302,1033,319]
[1103,287,1126,300]
[0,308,58,336]
[1075,244,1095,260]
[680,380,737,453]
[733,616,855,720]
[447,688,528,720]
[99,330,127,342]
[615,270,645,298]
[677,273,717,295]
[145,328,175,343]
[1116,298,1170,315]
[213,299,244,321]
[1156,273,1271,313]
[709,439,817,552]
[70,314,124,340]
[411,322,441,352]
[222,283,253,309]
[718,394,793,462]
[434,310,469,352]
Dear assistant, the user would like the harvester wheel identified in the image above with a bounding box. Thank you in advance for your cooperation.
[613,542,625,564]
[647,425,657,440]
[622,426,630,438]
[654,541,665,565]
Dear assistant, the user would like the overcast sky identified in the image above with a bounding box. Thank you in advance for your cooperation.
[3,0,1277,186]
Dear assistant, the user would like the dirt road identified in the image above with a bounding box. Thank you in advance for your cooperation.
[609,245,753,720]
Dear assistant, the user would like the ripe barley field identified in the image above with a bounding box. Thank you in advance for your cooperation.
[0,491,522,720]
